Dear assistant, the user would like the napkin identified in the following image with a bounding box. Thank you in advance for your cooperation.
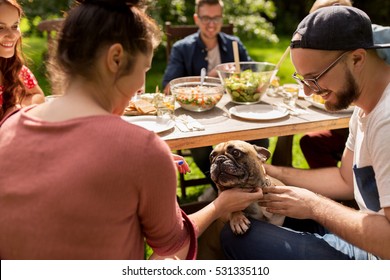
[274,102,308,116]
[174,115,205,132]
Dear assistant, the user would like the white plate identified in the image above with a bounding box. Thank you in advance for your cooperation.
[121,116,175,134]
[229,104,289,120]
[304,96,355,113]
[298,89,306,99]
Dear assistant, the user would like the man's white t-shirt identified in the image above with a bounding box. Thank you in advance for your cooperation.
[346,83,390,215]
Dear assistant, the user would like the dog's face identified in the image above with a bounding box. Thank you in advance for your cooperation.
[209,140,271,191]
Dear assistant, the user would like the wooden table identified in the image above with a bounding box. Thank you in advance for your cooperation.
[161,94,351,150]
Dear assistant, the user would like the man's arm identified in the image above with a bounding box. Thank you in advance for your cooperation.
[312,196,390,259]
[262,186,390,259]
[265,147,355,200]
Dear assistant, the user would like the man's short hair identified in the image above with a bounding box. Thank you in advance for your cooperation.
[195,0,224,14]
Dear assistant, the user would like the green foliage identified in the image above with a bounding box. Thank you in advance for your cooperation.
[19,0,70,19]
[147,0,192,25]
[19,0,70,36]
[17,0,390,39]
[19,17,30,33]
[22,37,50,95]
[224,0,278,42]
[19,0,279,58]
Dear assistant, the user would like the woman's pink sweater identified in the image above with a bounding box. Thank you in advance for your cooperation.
[0,108,195,259]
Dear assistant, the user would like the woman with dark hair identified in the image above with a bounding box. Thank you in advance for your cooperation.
[0,0,262,260]
[0,0,44,121]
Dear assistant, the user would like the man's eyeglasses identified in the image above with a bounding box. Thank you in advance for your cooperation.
[198,16,223,24]
[292,51,349,93]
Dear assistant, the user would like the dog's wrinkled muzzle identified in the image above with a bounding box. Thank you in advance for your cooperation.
[210,155,248,188]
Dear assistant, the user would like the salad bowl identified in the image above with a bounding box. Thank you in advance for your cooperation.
[169,76,224,112]
[216,62,278,104]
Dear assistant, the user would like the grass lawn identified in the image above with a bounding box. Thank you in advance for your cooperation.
[22,36,51,95]
[22,35,308,203]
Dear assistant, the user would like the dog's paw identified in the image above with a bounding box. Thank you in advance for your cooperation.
[230,212,251,235]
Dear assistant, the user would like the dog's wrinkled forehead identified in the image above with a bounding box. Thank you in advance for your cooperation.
[210,140,271,162]
[211,140,244,155]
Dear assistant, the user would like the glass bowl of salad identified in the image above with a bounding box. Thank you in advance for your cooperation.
[216,62,278,104]
[169,76,224,112]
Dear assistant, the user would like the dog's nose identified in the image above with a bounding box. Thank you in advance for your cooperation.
[215,155,229,163]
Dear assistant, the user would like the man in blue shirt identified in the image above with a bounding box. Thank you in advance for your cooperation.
[162,1,250,92]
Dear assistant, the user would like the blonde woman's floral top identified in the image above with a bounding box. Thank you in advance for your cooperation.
[0,65,38,106]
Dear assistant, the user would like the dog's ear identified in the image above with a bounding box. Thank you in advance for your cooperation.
[209,149,217,163]
[253,145,271,162]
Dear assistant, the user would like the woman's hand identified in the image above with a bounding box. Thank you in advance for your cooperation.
[22,85,45,106]
[172,154,191,174]
[260,186,320,220]
[213,188,264,217]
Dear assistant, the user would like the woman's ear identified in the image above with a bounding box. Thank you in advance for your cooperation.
[106,43,124,73]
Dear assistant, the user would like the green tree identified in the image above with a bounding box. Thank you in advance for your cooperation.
[19,0,278,42]
[19,0,70,35]
[19,0,71,19]
[224,0,277,42]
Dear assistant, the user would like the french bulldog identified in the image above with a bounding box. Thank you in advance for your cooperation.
[210,140,285,234]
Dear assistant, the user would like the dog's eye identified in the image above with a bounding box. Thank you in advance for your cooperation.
[209,151,216,162]
[232,149,241,158]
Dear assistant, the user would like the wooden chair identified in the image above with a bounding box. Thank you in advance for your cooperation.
[165,21,234,198]
[37,18,64,46]
[37,18,65,64]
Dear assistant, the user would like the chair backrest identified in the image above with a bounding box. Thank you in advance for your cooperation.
[37,18,64,43]
[164,21,234,63]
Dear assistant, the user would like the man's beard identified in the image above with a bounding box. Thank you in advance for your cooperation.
[324,69,359,111]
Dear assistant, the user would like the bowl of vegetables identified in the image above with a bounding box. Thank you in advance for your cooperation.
[169,76,224,112]
[216,62,278,104]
